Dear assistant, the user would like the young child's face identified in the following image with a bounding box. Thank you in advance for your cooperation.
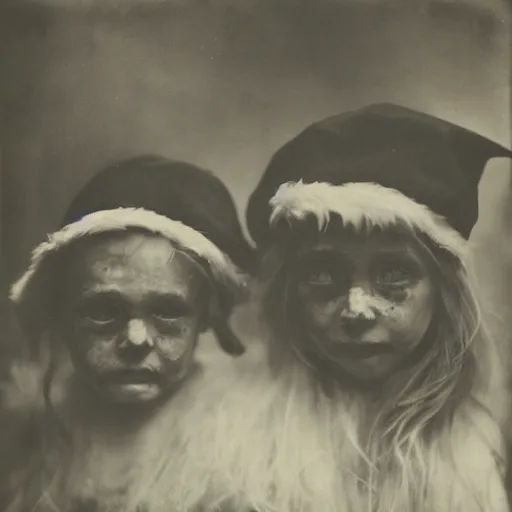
[288,227,436,381]
[55,231,209,404]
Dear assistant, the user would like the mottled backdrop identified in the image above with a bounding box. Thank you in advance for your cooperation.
[0,0,510,372]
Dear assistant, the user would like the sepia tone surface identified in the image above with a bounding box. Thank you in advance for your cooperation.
[0,0,511,373]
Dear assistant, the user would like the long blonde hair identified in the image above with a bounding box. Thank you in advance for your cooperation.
[250,222,507,511]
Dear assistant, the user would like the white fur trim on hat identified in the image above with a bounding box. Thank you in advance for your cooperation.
[10,207,245,307]
[269,181,467,258]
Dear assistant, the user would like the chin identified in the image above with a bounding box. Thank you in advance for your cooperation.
[335,355,398,382]
[331,344,424,383]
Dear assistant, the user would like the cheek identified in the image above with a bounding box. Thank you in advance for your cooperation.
[62,323,119,370]
[296,288,342,331]
[156,319,200,363]
[383,285,435,343]
[307,303,340,330]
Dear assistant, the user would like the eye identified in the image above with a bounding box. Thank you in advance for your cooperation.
[307,270,335,286]
[300,257,342,287]
[77,298,123,325]
[302,267,345,301]
[151,297,190,321]
[295,252,348,297]
[375,266,414,286]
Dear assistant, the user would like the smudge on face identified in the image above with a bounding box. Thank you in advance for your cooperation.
[287,227,436,382]
[54,231,210,404]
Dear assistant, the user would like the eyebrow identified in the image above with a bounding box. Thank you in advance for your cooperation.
[297,243,423,265]
[373,246,418,259]
[77,288,189,304]
[296,246,349,262]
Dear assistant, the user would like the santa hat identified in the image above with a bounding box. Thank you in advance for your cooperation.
[247,103,512,259]
[10,155,255,356]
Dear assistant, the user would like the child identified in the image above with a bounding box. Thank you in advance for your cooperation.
[164,104,512,512]
[0,155,254,512]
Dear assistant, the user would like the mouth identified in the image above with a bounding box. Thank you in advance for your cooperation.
[100,369,162,385]
[328,342,394,359]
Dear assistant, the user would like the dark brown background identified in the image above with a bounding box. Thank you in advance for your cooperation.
[1,0,511,374]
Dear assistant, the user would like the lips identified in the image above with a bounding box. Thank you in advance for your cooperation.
[101,369,162,385]
[329,342,394,359]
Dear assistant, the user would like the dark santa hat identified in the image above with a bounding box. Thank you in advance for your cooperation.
[247,103,512,259]
[10,155,255,356]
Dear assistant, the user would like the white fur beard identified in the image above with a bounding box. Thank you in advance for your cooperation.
[0,340,234,512]
[2,332,508,512]
[141,341,509,512]
[3,384,191,511]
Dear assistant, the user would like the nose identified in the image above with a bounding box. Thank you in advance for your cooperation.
[340,286,378,337]
[127,318,152,346]
[118,319,154,362]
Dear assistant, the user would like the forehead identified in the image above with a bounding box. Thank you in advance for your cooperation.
[61,231,206,298]
[296,225,428,263]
